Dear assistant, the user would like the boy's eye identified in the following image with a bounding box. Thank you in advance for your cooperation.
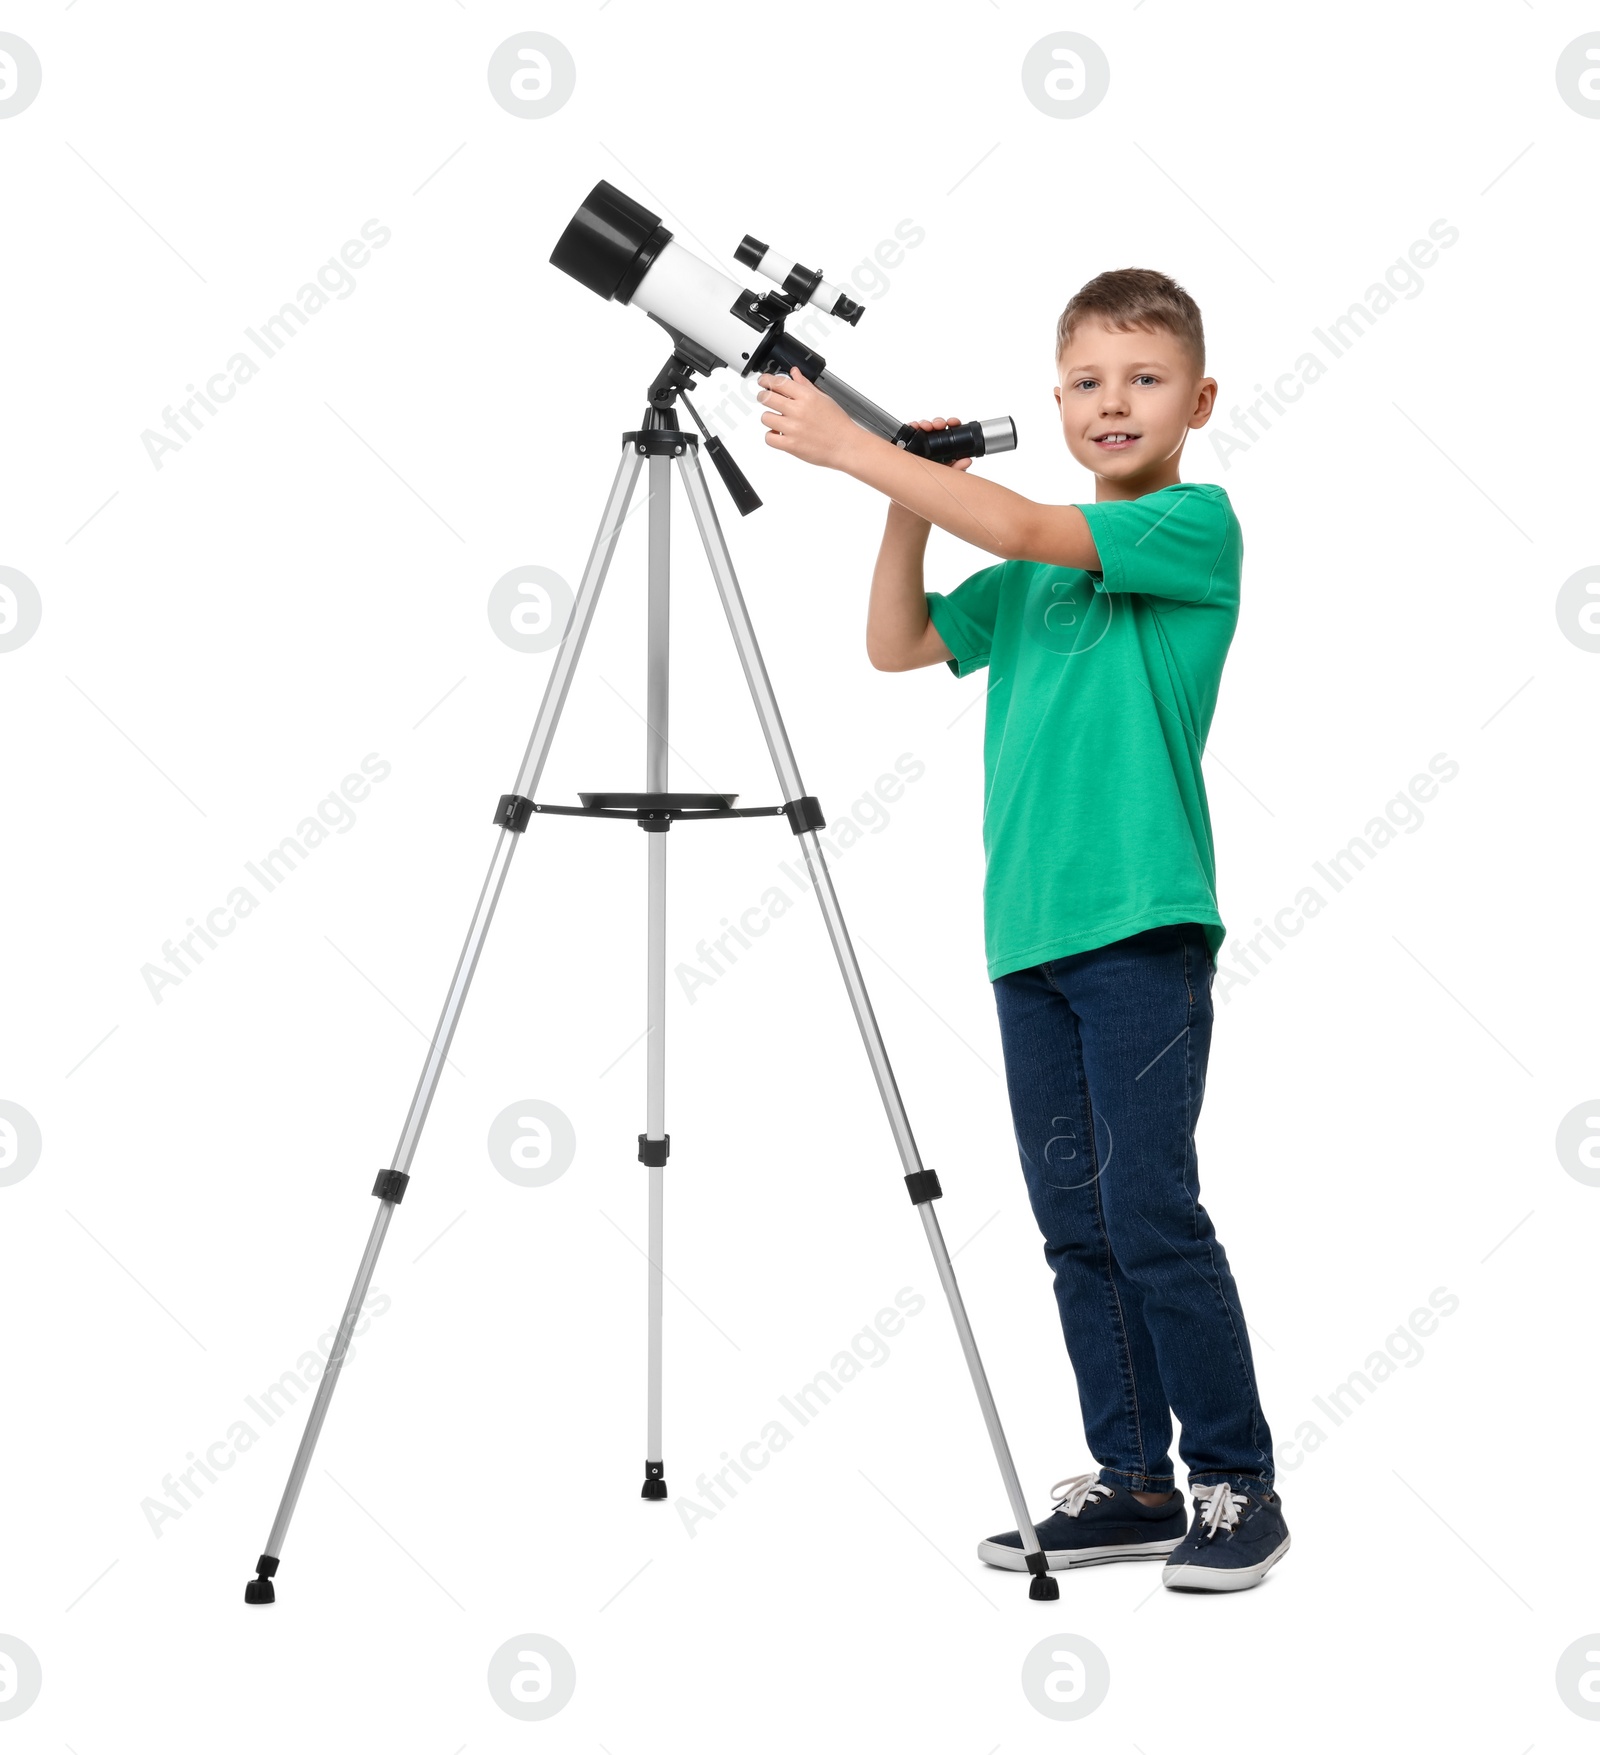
[1133,374,1157,387]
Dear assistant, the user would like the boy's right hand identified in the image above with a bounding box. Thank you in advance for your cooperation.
[909,415,973,470]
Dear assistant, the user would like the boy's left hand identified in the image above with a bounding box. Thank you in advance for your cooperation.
[756,368,862,470]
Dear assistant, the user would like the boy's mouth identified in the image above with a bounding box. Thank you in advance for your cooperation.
[1090,431,1140,451]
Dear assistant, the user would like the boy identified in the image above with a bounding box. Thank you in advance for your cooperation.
[754,268,1288,1592]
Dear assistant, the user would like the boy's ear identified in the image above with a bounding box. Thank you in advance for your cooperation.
[1187,377,1218,430]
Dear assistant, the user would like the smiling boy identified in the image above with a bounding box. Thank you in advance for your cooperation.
[755,269,1288,1592]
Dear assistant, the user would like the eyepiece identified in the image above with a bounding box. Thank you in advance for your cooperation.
[550,179,672,304]
[978,416,1017,456]
[901,416,1018,464]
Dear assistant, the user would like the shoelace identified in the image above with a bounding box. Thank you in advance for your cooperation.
[1049,1473,1114,1518]
[1194,1481,1248,1537]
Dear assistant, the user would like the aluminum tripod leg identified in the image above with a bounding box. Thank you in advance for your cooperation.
[640,452,670,1500]
[244,445,646,1604]
[674,444,1055,1596]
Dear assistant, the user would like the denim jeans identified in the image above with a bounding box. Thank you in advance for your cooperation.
[991,922,1273,1495]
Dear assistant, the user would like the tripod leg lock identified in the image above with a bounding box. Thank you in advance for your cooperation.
[903,1169,943,1205]
[494,793,536,833]
[372,1169,411,1204]
[781,795,826,835]
[637,1134,670,1167]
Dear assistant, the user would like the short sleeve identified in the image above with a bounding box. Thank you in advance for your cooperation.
[1077,486,1239,608]
[925,561,1006,677]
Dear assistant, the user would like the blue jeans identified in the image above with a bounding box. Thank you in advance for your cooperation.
[992,923,1273,1495]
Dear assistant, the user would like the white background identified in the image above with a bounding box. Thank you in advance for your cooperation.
[2,1,1597,1747]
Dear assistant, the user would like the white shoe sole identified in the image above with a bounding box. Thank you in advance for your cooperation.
[1162,1532,1291,1591]
[977,1535,1183,1572]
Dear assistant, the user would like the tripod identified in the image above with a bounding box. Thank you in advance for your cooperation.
[243,355,1057,1604]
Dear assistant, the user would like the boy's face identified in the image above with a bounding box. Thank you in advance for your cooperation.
[1053,318,1216,493]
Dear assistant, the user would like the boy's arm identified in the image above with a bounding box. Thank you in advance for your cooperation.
[866,500,956,672]
[757,368,1101,572]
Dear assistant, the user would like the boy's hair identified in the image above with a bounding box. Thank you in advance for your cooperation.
[1055,269,1205,375]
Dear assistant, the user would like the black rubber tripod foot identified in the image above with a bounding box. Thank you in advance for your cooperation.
[244,1554,278,1605]
[640,1460,668,1501]
[1025,1551,1059,1600]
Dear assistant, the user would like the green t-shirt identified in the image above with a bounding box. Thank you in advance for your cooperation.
[924,481,1240,981]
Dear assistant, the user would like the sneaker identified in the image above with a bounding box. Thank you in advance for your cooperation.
[977,1473,1187,1572]
[1161,1482,1290,1592]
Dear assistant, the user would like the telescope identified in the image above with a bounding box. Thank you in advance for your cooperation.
[549,180,1016,491]
[238,175,1064,1615]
